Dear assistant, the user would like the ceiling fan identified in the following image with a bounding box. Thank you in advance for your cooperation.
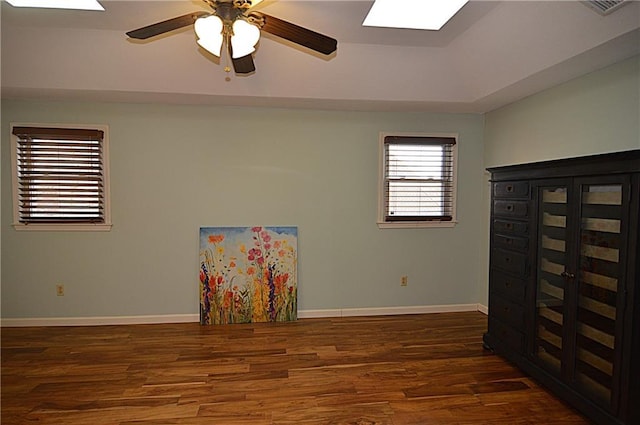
[126,0,338,75]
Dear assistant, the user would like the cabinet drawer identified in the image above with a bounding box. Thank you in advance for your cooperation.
[493,181,529,198]
[490,269,526,303]
[493,219,528,235]
[491,248,528,276]
[493,233,529,252]
[494,200,528,218]
[488,317,524,354]
[490,294,524,329]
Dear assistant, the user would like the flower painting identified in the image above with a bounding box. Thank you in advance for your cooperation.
[199,226,298,325]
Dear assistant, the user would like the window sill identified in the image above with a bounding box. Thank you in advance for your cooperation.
[13,223,112,232]
[377,221,457,229]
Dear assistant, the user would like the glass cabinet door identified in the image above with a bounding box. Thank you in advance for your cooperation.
[574,180,626,409]
[534,184,569,375]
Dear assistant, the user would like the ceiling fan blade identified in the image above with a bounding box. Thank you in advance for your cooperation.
[228,40,256,74]
[251,12,337,55]
[126,11,209,39]
[232,54,256,74]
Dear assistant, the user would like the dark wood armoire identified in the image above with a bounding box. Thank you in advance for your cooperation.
[484,150,640,425]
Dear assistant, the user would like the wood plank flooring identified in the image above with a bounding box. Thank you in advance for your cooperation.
[1,312,592,424]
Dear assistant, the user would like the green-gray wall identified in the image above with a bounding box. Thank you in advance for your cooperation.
[485,56,639,167]
[1,102,485,319]
[2,56,638,321]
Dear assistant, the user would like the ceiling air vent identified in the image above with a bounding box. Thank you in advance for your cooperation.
[582,0,629,15]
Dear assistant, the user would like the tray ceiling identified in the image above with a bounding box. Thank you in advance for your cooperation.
[2,0,639,112]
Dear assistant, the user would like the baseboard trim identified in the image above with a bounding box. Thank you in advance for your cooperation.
[0,314,200,327]
[1,304,486,327]
[298,303,484,319]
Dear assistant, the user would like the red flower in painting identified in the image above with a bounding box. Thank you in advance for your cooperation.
[273,272,290,295]
[223,290,233,309]
[209,234,225,244]
[248,248,263,262]
[252,226,262,232]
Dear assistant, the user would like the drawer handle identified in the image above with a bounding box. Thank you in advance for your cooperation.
[506,223,514,230]
[504,257,511,263]
[506,185,514,193]
[506,238,513,245]
[505,281,512,288]
[506,204,514,212]
[561,271,576,280]
[504,307,510,313]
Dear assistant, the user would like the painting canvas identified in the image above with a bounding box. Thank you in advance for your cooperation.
[199,226,298,325]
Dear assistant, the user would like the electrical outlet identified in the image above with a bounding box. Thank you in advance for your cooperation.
[56,284,65,296]
[401,276,408,286]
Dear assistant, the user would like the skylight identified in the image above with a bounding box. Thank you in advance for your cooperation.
[363,0,469,31]
[5,0,104,11]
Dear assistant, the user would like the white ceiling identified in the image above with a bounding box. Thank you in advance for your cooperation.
[1,0,639,113]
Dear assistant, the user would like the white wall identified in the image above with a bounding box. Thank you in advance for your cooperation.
[478,55,640,305]
[1,101,485,320]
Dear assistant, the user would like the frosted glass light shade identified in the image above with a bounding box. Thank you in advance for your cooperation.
[231,20,260,59]
[195,15,224,57]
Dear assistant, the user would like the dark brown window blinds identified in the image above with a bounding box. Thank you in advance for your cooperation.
[383,136,456,222]
[12,126,106,224]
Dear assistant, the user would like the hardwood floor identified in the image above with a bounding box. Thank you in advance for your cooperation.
[1,312,592,424]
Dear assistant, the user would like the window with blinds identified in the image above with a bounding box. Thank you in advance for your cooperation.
[10,125,111,230]
[379,134,457,227]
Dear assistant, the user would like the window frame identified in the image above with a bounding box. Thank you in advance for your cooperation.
[377,132,458,229]
[10,123,112,232]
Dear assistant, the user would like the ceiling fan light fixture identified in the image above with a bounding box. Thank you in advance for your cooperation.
[195,15,224,57]
[231,19,261,59]
[239,0,264,8]
[363,0,469,31]
[126,1,337,74]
